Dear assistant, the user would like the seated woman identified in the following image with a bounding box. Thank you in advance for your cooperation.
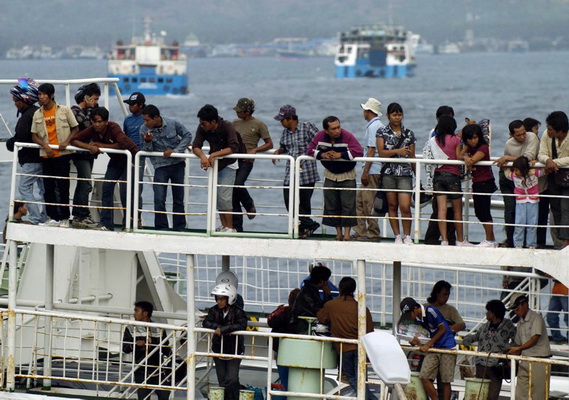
[376,103,416,244]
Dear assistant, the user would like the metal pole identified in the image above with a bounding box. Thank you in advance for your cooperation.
[125,151,132,230]
[184,153,191,229]
[356,259,367,400]
[222,256,230,272]
[293,157,301,238]
[413,161,422,242]
[392,261,402,336]
[6,240,18,391]
[133,152,141,230]
[186,254,196,400]
[43,244,55,390]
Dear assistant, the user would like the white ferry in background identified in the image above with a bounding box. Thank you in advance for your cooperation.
[334,24,417,78]
[107,17,188,95]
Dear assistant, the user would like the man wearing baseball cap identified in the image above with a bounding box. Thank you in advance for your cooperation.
[353,98,384,241]
[507,293,551,400]
[123,92,146,149]
[273,105,320,238]
[399,297,456,400]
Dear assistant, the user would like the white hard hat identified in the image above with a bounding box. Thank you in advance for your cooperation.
[211,283,237,305]
[216,270,238,289]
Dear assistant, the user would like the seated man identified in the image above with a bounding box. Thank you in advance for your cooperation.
[292,264,333,334]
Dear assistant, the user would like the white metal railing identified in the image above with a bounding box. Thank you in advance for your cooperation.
[1,308,567,400]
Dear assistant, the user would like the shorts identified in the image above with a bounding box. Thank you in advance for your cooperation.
[217,167,236,210]
[433,172,462,200]
[382,175,413,194]
[419,352,457,383]
[472,179,497,223]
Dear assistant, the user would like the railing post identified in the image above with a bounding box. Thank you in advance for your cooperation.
[6,240,18,391]
[125,151,133,231]
[413,160,422,242]
[133,152,141,230]
[287,156,296,238]
[356,259,367,400]
[184,152,191,229]
[392,261,402,336]
[293,157,301,238]
[463,178,472,241]
[43,244,54,390]
[186,254,196,400]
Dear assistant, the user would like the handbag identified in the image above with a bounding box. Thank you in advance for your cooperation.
[552,138,569,187]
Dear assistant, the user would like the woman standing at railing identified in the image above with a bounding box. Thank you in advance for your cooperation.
[429,116,471,246]
[460,124,498,247]
[376,103,416,244]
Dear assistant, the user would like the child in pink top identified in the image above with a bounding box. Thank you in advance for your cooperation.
[506,156,547,248]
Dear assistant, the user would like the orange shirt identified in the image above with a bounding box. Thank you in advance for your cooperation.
[553,281,568,296]
[43,106,60,157]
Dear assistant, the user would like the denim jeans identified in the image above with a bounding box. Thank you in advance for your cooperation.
[547,294,568,341]
[342,350,377,400]
[72,157,93,219]
[42,155,71,221]
[101,158,128,230]
[514,202,538,248]
[18,162,47,224]
[499,170,516,246]
[153,162,186,231]
[547,175,569,241]
[232,160,255,232]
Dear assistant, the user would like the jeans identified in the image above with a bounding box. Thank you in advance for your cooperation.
[18,162,47,224]
[232,160,255,232]
[72,157,94,219]
[214,358,241,400]
[342,350,377,400]
[42,155,71,221]
[499,170,516,246]
[547,175,569,240]
[153,162,186,231]
[514,202,538,248]
[101,158,128,230]
[283,182,320,233]
[547,294,568,341]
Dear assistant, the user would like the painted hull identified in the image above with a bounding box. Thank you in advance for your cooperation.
[108,73,188,95]
[335,63,412,78]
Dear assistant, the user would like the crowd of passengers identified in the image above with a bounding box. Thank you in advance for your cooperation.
[5,79,569,250]
[202,265,563,400]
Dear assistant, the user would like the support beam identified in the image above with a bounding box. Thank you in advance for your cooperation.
[392,261,402,336]
[221,255,230,272]
[357,259,366,400]
[186,254,196,400]
[43,244,54,390]
[6,240,18,391]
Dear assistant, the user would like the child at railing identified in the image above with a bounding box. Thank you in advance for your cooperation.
[460,124,498,247]
[505,156,547,248]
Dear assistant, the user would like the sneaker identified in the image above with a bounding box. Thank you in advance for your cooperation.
[220,227,237,233]
[72,217,98,228]
[477,240,498,248]
[59,219,70,228]
[215,225,224,232]
[441,241,449,246]
[456,240,473,247]
[515,245,523,249]
[404,235,414,245]
[96,225,110,231]
[40,219,61,227]
[394,235,403,244]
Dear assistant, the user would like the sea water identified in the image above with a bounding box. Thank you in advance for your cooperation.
[1,52,568,239]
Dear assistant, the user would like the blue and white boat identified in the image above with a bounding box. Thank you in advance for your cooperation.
[107,18,188,95]
[335,24,416,78]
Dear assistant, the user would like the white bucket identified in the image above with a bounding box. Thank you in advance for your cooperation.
[208,386,225,400]
[239,389,255,400]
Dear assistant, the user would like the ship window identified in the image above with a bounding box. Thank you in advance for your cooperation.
[150,78,155,83]
[158,78,164,83]
[141,78,147,83]
[132,78,138,83]
[166,78,173,83]
[123,77,130,82]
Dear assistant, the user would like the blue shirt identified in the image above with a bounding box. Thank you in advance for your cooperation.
[123,113,144,149]
[417,305,456,349]
[363,117,384,175]
[278,121,319,186]
[141,116,192,169]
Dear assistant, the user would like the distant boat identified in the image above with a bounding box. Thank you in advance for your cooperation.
[508,40,529,53]
[436,42,461,55]
[334,24,417,78]
[107,17,188,95]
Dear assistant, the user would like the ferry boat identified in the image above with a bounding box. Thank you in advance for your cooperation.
[334,24,417,79]
[107,18,188,95]
[1,78,568,400]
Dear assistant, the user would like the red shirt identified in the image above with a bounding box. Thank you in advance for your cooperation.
[467,144,494,182]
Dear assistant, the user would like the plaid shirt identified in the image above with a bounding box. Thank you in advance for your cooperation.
[278,121,319,185]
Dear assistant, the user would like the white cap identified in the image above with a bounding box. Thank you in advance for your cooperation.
[360,98,382,117]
